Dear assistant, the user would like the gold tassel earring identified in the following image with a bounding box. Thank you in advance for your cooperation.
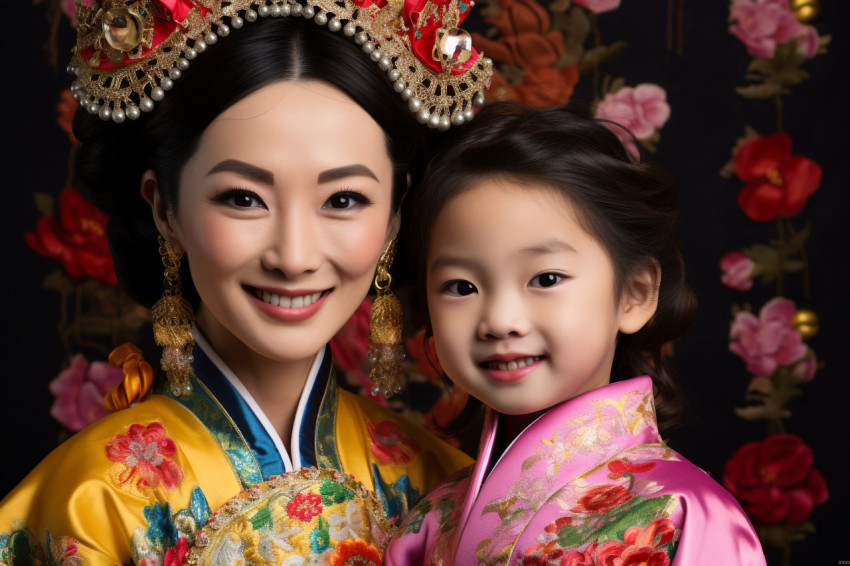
[368,239,405,398]
[151,236,195,397]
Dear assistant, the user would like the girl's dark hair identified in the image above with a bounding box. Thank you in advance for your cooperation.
[405,102,697,431]
[74,17,432,308]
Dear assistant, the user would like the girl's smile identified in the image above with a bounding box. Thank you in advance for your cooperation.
[426,179,654,416]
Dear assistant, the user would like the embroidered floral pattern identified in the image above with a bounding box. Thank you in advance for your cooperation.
[521,469,679,566]
[185,469,394,566]
[105,421,184,495]
[367,420,420,466]
[0,525,86,566]
[287,492,324,523]
[328,538,382,566]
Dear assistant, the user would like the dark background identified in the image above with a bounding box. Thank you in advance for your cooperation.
[3,1,848,563]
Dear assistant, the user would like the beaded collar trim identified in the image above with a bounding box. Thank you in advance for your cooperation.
[68,0,492,129]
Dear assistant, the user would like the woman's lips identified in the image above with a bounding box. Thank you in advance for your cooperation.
[245,286,332,322]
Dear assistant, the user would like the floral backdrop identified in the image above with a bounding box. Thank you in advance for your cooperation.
[2,1,848,564]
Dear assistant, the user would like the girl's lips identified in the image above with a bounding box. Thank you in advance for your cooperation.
[479,355,544,383]
[245,286,332,322]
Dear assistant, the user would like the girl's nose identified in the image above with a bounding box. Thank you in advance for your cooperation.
[476,291,530,341]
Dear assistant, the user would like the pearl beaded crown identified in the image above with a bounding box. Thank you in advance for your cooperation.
[68,0,492,130]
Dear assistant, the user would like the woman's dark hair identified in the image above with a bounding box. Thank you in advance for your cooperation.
[404,102,697,431]
[74,16,432,308]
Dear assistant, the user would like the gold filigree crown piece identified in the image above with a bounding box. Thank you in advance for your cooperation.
[68,0,492,130]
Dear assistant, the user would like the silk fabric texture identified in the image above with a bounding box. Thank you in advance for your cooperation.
[0,340,471,565]
[385,376,766,566]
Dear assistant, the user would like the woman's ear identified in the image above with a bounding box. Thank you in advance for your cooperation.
[618,260,661,335]
[140,170,184,255]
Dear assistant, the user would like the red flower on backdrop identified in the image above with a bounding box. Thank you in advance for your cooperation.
[472,0,564,70]
[49,353,124,431]
[56,89,80,145]
[405,328,443,381]
[570,484,633,515]
[486,66,579,109]
[367,420,420,465]
[723,433,828,525]
[331,298,371,377]
[329,538,382,566]
[25,187,118,285]
[734,133,822,222]
[286,492,323,522]
[105,422,184,491]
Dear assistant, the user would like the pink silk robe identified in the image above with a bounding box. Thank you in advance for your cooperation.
[385,376,766,565]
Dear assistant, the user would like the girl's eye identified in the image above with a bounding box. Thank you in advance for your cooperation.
[324,191,371,210]
[530,273,563,288]
[444,280,477,296]
[213,189,266,209]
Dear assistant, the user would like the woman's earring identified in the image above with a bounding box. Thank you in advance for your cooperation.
[151,236,195,397]
[368,239,405,398]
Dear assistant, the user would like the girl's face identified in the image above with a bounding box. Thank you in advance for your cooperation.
[149,81,397,371]
[426,179,655,416]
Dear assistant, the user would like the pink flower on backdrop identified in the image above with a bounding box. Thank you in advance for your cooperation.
[723,434,828,525]
[729,297,808,376]
[720,251,756,291]
[729,0,820,59]
[792,349,817,383]
[595,84,670,160]
[61,0,77,25]
[49,354,124,431]
[572,0,621,13]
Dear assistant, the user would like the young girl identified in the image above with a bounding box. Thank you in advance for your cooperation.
[386,104,766,565]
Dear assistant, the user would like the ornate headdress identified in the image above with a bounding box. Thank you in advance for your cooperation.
[68,0,492,129]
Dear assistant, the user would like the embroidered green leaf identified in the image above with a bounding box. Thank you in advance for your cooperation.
[320,477,353,506]
[250,504,274,530]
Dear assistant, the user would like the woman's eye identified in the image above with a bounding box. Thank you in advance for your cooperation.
[214,189,265,209]
[444,280,477,296]
[531,273,563,288]
[324,191,370,210]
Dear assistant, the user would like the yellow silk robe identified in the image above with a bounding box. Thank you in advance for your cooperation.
[0,342,471,565]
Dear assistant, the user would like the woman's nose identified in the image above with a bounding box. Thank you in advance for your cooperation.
[261,209,322,278]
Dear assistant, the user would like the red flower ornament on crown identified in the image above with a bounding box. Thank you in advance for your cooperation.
[68,0,492,128]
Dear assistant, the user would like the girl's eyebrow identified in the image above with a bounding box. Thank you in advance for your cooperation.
[207,159,274,185]
[430,254,474,274]
[522,240,578,256]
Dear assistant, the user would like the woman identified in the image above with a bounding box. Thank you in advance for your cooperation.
[0,1,491,563]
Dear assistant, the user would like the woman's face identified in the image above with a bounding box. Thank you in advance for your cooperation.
[152,81,397,371]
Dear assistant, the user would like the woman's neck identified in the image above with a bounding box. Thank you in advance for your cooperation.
[195,309,316,455]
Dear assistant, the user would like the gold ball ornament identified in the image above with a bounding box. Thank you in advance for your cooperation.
[434,28,474,71]
[791,308,819,341]
[791,0,820,24]
[102,8,144,52]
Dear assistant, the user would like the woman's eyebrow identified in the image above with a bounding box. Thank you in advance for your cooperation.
[207,159,274,185]
[317,164,379,183]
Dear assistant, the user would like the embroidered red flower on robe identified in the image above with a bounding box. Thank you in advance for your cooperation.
[105,422,184,491]
[570,484,633,515]
[734,133,822,222]
[329,538,382,566]
[593,519,675,566]
[286,492,324,523]
[367,420,420,465]
[607,459,656,479]
[164,537,189,566]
